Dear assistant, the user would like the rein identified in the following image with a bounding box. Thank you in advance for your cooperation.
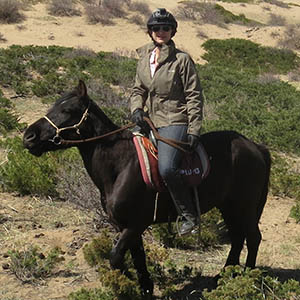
[44,108,191,152]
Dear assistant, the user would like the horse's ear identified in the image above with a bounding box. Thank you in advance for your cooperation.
[77,80,87,98]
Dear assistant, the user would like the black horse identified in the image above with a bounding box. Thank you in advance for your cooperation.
[23,80,271,298]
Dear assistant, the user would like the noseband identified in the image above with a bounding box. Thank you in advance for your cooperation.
[43,106,89,145]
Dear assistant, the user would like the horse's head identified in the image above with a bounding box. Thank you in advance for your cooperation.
[23,80,91,156]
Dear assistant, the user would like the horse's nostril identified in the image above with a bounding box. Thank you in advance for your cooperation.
[24,132,36,142]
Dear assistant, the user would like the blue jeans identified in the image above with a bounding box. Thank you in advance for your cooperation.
[157,125,196,220]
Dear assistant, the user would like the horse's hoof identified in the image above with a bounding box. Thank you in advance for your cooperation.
[142,289,153,300]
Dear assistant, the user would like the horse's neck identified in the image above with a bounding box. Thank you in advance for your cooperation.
[78,132,135,199]
[76,104,135,208]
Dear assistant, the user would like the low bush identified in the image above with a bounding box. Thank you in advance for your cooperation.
[47,0,81,17]
[83,229,113,266]
[151,208,224,249]
[203,266,300,299]
[84,0,128,25]
[200,64,300,156]
[278,24,300,51]
[218,0,254,2]
[290,202,300,223]
[263,0,290,8]
[176,1,258,27]
[202,38,299,74]
[129,1,151,16]
[0,137,60,197]
[82,228,203,299]
[0,45,136,99]
[270,152,300,200]
[0,0,25,24]
[69,288,114,300]
[8,245,64,283]
[215,4,257,25]
[267,13,286,26]
[0,96,24,134]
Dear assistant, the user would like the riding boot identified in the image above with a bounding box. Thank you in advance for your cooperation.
[167,183,198,236]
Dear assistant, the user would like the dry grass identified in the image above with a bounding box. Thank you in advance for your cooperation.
[0,0,26,24]
[47,0,81,17]
[288,69,300,81]
[84,4,114,25]
[196,29,208,40]
[0,32,7,42]
[263,0,290,8]
[256,73,281,84]
[129,1,151,16]
[267,13,286,26]
[278,24,300,50]
[175,2,227,29]
[129,14,144,26]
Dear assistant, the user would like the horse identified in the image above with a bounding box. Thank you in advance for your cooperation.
[23,80,271,298]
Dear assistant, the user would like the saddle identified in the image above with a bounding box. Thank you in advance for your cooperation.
[133,132,210,192]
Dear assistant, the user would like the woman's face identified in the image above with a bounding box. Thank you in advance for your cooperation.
[151,25,172,45]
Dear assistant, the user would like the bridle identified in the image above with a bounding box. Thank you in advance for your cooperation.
[43,105,90,145]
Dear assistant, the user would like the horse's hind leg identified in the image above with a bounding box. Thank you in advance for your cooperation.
[245,222,262,268]
[222,205,262,269]
[130,236,153,298]
[221,208,245,266]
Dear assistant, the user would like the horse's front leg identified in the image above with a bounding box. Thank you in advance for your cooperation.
[110,228,131,273]
[110,229,153,299]
[130,235,153,298]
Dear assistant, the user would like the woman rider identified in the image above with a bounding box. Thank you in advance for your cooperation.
[130,8,204,235]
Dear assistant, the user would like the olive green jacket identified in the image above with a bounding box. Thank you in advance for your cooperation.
[130,40,203,136]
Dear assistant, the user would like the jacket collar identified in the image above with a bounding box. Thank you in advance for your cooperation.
[136,40,176,64]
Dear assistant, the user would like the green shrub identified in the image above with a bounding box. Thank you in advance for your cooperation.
[0,137,59,196]
[151,208,223,249]
[202,38,299,74]
[82,229,202,299]
[0,45,136,100]
[8,245,64,283]
[83,229,113,266]
[270,152,300,199]
[89,52,136,87]
[0,96,24,133]
[290,202,300,223]
[200,64,300,155]
[69,288,114,300]
[98,268,140,300]
[203,266,300,299]
[0,109,20,133]
[215,4,257,25]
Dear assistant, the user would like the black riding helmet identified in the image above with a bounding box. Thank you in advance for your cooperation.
[147,8,177,37]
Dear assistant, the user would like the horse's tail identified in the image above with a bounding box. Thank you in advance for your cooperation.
[257,143,272,221]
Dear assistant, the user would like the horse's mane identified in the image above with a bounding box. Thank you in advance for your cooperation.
[88,97,120,132]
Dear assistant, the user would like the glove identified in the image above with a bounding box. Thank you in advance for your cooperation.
[188,134,200,150]
[131,108,147,128]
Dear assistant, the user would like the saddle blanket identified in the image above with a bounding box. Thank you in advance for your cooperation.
[133,133,210,191]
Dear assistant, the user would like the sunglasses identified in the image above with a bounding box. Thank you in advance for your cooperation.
[151,25,172,32]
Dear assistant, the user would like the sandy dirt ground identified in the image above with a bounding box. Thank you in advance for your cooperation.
[1,1,300,299]
[1,0,300,63]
